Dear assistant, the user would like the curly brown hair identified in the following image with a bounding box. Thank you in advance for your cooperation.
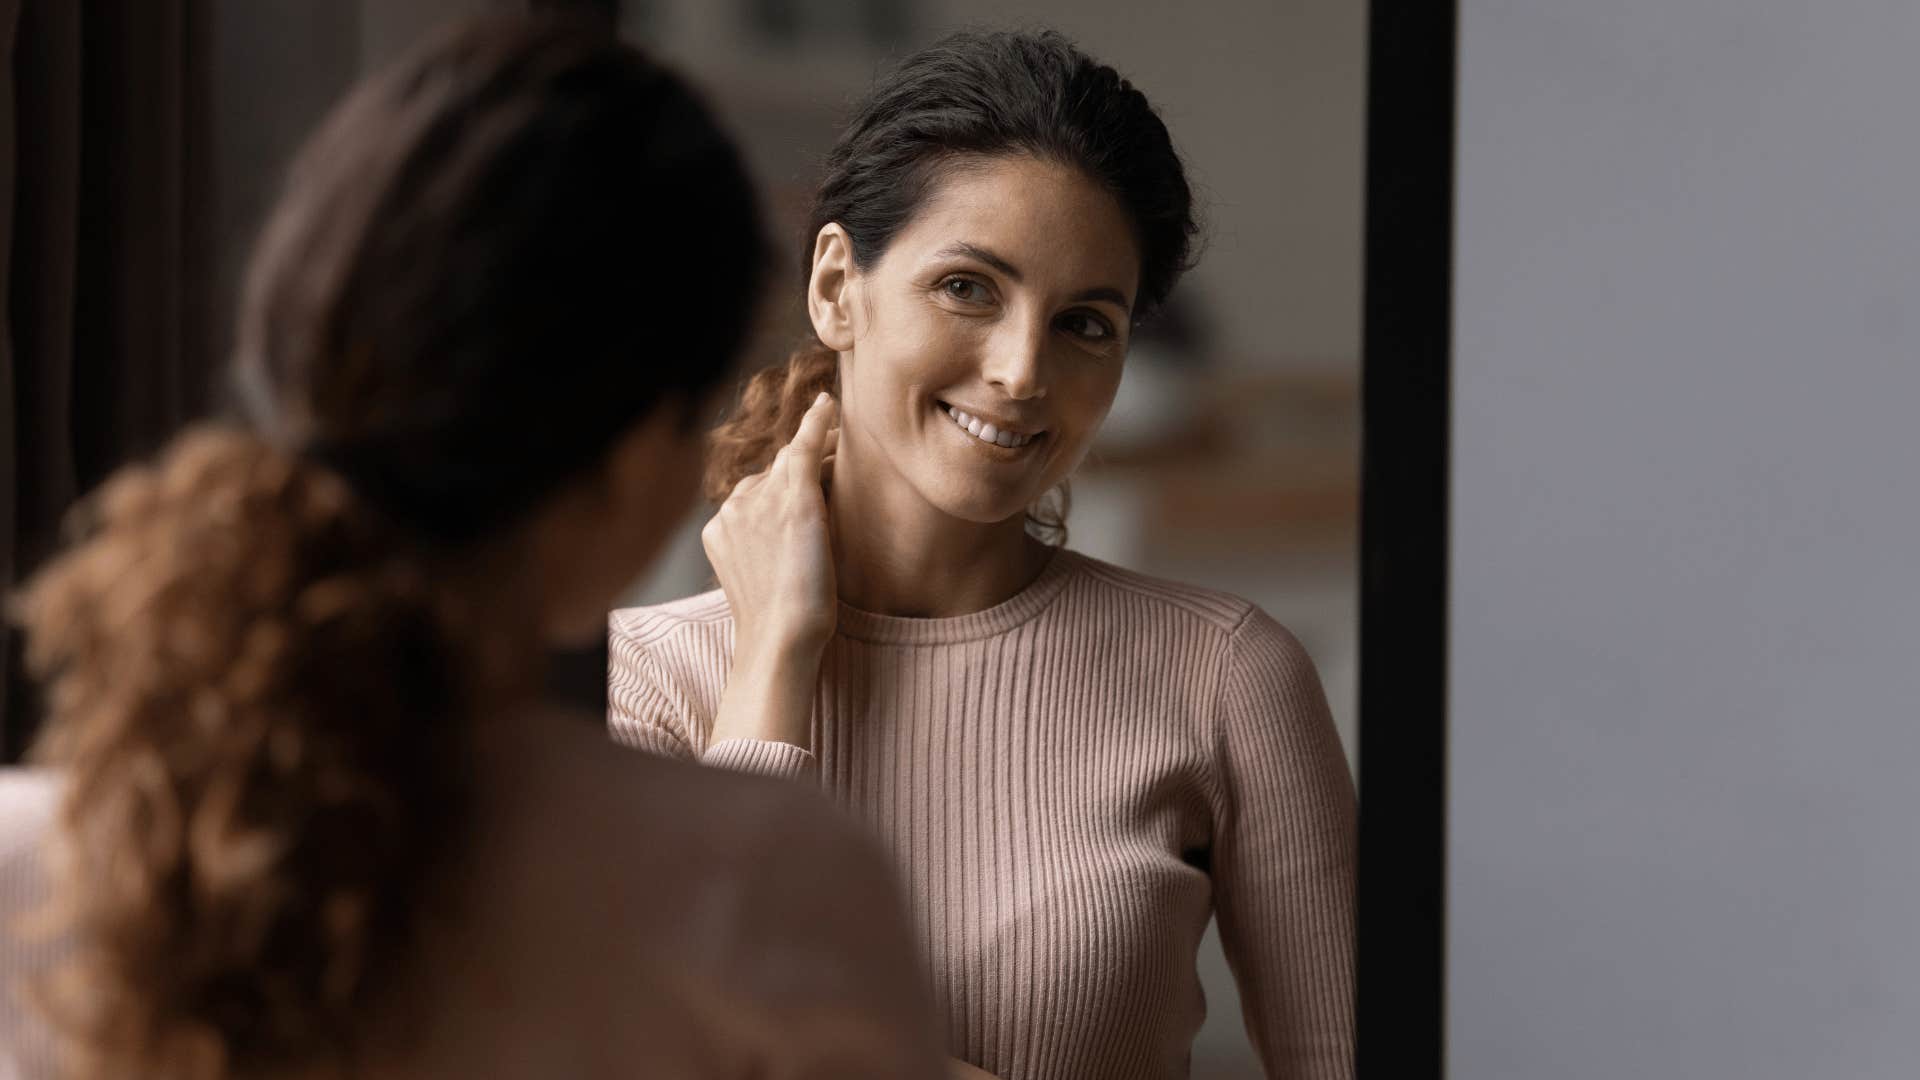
[17,429,481,1079]
[10,13,768,1078]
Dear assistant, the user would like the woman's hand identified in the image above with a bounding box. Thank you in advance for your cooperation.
[703,390,840,660]
[703,391,840,747]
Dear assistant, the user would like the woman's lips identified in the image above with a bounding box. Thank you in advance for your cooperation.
[939,401,1045,449]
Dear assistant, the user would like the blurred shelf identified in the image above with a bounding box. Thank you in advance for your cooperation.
[1082,367,1359,559]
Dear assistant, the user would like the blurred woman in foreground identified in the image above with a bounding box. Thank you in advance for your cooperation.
[2,15,940,1079]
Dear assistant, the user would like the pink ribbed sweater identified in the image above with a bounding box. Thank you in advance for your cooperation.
[609,548,1356,1080]
[1,771,63,1080]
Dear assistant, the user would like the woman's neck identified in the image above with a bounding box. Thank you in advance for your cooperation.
[827,461,1053,619]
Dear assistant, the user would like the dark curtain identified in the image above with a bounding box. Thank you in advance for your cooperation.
[2,0,217,762]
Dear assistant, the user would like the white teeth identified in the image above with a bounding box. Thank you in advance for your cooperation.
[944,404,1037,449]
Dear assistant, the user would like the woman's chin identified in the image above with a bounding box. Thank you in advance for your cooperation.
[925,485,1038,528]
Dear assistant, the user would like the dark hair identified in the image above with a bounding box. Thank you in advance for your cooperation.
[14,15,767,1078]
[237,14,767,545]
[811,27,1197,322]
[705,28,1199,542]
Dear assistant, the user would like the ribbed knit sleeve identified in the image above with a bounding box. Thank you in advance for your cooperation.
[608,619,699,759]
[706,737,817,782]
[1211,606,1358,1078]
[1,770,66,1080]
[608,612,818,782]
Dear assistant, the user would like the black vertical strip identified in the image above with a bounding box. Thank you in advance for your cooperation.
[1357,0,1455,1076]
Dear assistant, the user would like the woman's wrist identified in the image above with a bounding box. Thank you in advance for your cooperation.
[734,623,829,673]
[711,637,824,747]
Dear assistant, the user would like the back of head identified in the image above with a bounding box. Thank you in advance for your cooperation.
[238,11,767,544]
[12,14,766,1078]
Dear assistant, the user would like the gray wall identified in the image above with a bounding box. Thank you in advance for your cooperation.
[1449,1,1920,1077]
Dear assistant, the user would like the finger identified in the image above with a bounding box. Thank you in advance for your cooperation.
[786,391,838,466]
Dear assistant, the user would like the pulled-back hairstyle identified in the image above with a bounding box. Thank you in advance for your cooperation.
[704,28,1200,542]
[13,15,766,1078]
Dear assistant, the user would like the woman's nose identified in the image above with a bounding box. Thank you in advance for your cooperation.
[981,317,1049,400]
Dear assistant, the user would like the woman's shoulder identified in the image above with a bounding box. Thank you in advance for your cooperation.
[609,587,731,651]
[1058,550,1319,677]
[569,756,937,1073]
[1060,548,1268,634]
[513,707,859,860]
[608,590,733,711]
[414,720,928,1074]
[486,711,892,941]
[526,726,915,1000]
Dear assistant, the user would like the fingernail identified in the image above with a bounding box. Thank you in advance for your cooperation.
[815,391,830,406]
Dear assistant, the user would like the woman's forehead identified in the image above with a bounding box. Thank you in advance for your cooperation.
[893,157,1140,287]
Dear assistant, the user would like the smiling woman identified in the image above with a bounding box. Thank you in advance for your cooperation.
[814,153,1138,539]
[611,28,1355,1080]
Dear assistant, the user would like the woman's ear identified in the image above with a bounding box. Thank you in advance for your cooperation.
[807,223,858,352]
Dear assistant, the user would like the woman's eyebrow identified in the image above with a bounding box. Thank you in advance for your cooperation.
[1072,285,1132,310]
[933,241,1132,311]
[936,241,1023,280]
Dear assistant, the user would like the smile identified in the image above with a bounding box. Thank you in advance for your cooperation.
[942,403,1043,449]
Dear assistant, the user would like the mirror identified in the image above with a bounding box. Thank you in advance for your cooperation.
[0,2,1366,1076]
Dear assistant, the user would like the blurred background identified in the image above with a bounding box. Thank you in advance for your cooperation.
[1,2,1363,1074]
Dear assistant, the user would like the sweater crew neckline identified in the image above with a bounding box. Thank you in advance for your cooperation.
[831,546,1082,645]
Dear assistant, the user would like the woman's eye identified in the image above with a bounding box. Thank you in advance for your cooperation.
[1062,312,1115,341]
[944,278,989,303]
